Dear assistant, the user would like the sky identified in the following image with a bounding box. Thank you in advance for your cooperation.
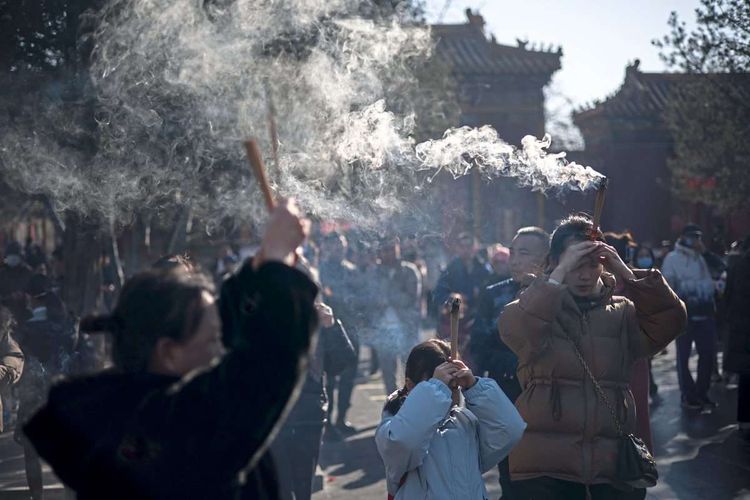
[424,0,701,107]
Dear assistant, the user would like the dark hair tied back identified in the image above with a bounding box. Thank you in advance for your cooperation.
[384,386,409,416]
[105,270,214,372]
[382,339,451,416]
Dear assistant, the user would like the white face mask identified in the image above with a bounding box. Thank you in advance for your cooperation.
[4,255,21,267]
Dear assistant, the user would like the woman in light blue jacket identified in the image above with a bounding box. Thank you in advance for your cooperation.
[375,339,526,499]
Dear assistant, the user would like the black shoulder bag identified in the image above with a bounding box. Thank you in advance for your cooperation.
[568,337,658,489]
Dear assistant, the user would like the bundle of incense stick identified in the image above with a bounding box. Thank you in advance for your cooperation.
[449,296,461,359]
[244,139,276,212]
[590,177,608,240]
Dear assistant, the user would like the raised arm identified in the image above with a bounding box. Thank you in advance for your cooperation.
[146,198,318,486]
[462,377,526,472]
[375,379,452,492]
[623,269,687,358]
[121,200,317,491]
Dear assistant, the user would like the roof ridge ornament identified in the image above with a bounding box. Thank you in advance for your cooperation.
[465,8,485,30]
[625,59,644,90]
[626,59,641,76]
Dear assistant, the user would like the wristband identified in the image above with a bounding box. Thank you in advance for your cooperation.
[548,277,561,286]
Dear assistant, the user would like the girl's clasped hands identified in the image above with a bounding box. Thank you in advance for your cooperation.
[432,358,477,390]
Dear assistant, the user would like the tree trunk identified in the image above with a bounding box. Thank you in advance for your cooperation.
[62,212,103,317]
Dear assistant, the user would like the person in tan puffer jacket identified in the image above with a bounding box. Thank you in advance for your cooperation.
[499,215,686,500]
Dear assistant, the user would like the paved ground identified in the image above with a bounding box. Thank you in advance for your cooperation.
[313,351,502,500]
[0,343,748,499]
[313,346,750,500]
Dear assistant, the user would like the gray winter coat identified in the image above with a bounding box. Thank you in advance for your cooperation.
[375,377,525,499]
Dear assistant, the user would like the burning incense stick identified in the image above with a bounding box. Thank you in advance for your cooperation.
[449,296,461,359]
[590,177,608,240]
[244,139,276,212]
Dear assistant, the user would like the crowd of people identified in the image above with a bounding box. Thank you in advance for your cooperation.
[0,203,748,499]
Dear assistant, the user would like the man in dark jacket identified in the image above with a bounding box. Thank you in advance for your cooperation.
[470,227,549,391]
[469,226,549,500]
[0,241,33,323]
[433,232,491,322]
[724,235,750,439]
[319,232,361,436]
[432,233,491,365]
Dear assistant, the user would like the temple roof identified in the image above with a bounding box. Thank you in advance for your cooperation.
[574,60,750,123]
[431,9,562,78]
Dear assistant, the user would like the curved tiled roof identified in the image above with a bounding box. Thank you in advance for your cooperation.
[574,61,750,123]
[430,20,561,77]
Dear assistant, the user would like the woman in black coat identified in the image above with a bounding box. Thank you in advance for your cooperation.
[24,199,319,499]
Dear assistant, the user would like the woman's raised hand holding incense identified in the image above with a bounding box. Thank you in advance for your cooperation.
[256,197,309,268]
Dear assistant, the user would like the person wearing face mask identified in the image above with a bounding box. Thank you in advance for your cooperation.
[499,215,686,500]
[0,241,34,323]
[661,224,719,410]
[634,246,656,271]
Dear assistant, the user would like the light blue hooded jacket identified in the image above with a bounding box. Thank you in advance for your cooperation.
[375,377,526,499]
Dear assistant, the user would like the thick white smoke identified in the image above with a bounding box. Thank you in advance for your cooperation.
[415,126,605,194]
[0,0,604,229]
[0,0,432,226]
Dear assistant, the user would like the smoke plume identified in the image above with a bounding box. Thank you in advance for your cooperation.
[0,0,603,230]
[415,126,605,195]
